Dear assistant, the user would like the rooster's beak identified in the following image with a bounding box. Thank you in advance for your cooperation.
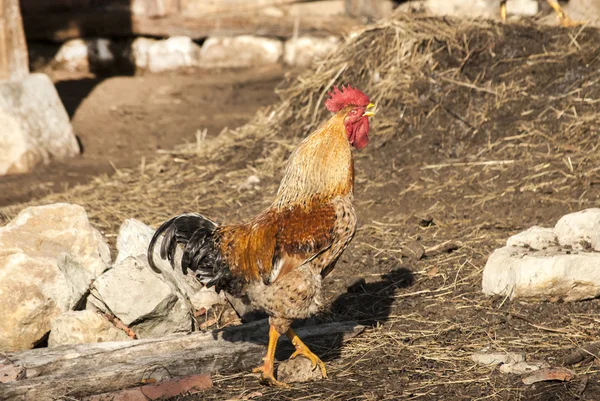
[363,103,376,117]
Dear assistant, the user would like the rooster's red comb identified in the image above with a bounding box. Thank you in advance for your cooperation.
[324,85,370,113]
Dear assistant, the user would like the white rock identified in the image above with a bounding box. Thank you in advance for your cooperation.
[499,361,550,374]
[554,208,600,251]
[55,39,89,70]
[284,36,339,67]
[199,36,282,69]
[132,294,191,338]
[89,256,184,333]
[115,218,155,264]
[48,310,131,347]
[506,226,557,250]
[0,203,110,351]
[54,38,114,72]
[471,351,525,366]
[482,246,600,301]
[504,0,538,16]
[420,0,536,18]
[132,36,201,73]
[116,218,222,313]
[0,74,79,175]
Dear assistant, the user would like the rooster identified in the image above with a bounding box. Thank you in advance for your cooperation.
[148,85,375,387]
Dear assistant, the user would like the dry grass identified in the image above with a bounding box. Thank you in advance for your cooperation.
[3,12,600,401]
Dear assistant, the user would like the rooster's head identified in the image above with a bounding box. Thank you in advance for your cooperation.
[325,85,375,150]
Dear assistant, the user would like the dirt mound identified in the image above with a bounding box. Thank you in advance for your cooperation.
[2,14,600,400]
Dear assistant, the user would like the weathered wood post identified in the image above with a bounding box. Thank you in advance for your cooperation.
[0,0,29,81]
[0,0,79,176]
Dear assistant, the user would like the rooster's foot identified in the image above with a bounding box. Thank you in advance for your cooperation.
[286,328,328,379]
[547,0,585,27]
[257,370,289,388]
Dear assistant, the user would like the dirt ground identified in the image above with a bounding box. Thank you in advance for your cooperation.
[0,66,282,207]
[2,15,600,401]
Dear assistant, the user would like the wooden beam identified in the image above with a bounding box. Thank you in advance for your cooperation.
[20,0,313,17]
[131,12,357,38]
[21,7,357,41]
[0,320,364,401]
[0,0,28,81]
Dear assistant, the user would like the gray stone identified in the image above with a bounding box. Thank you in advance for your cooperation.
[199,36,282,69]
[554,208,600,251]
[48,310,131,347]
[91,257,173,323]
[0,73,79,175]
[277,356,323,383]
[0,203,110,351]
[132,295,191,338]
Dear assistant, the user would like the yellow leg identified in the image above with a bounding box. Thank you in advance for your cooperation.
[500,0,507,22]
[286,328,328,379]
[546,0,584,27]
[252,325,289,387]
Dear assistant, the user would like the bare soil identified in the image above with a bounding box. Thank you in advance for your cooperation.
[0,66,283,207]
[2,17,600,401]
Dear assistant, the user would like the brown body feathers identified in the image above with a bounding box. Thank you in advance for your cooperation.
[215,112,354,286]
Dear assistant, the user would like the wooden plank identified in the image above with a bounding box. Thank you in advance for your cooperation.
[0,320,364,401]
[22,9,357,40]
[180,0,314,16]
[131,12,356,38]
[0,0,28,81]
[20,0,313,17]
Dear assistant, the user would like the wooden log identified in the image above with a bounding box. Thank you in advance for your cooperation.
[21,4,356,41]
[0,320,364,401]
[0,0,28,81]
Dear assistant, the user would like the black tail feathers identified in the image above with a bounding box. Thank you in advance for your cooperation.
[147,214,224,285]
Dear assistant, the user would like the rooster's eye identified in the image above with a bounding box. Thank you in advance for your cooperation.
[349,110,357,115]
